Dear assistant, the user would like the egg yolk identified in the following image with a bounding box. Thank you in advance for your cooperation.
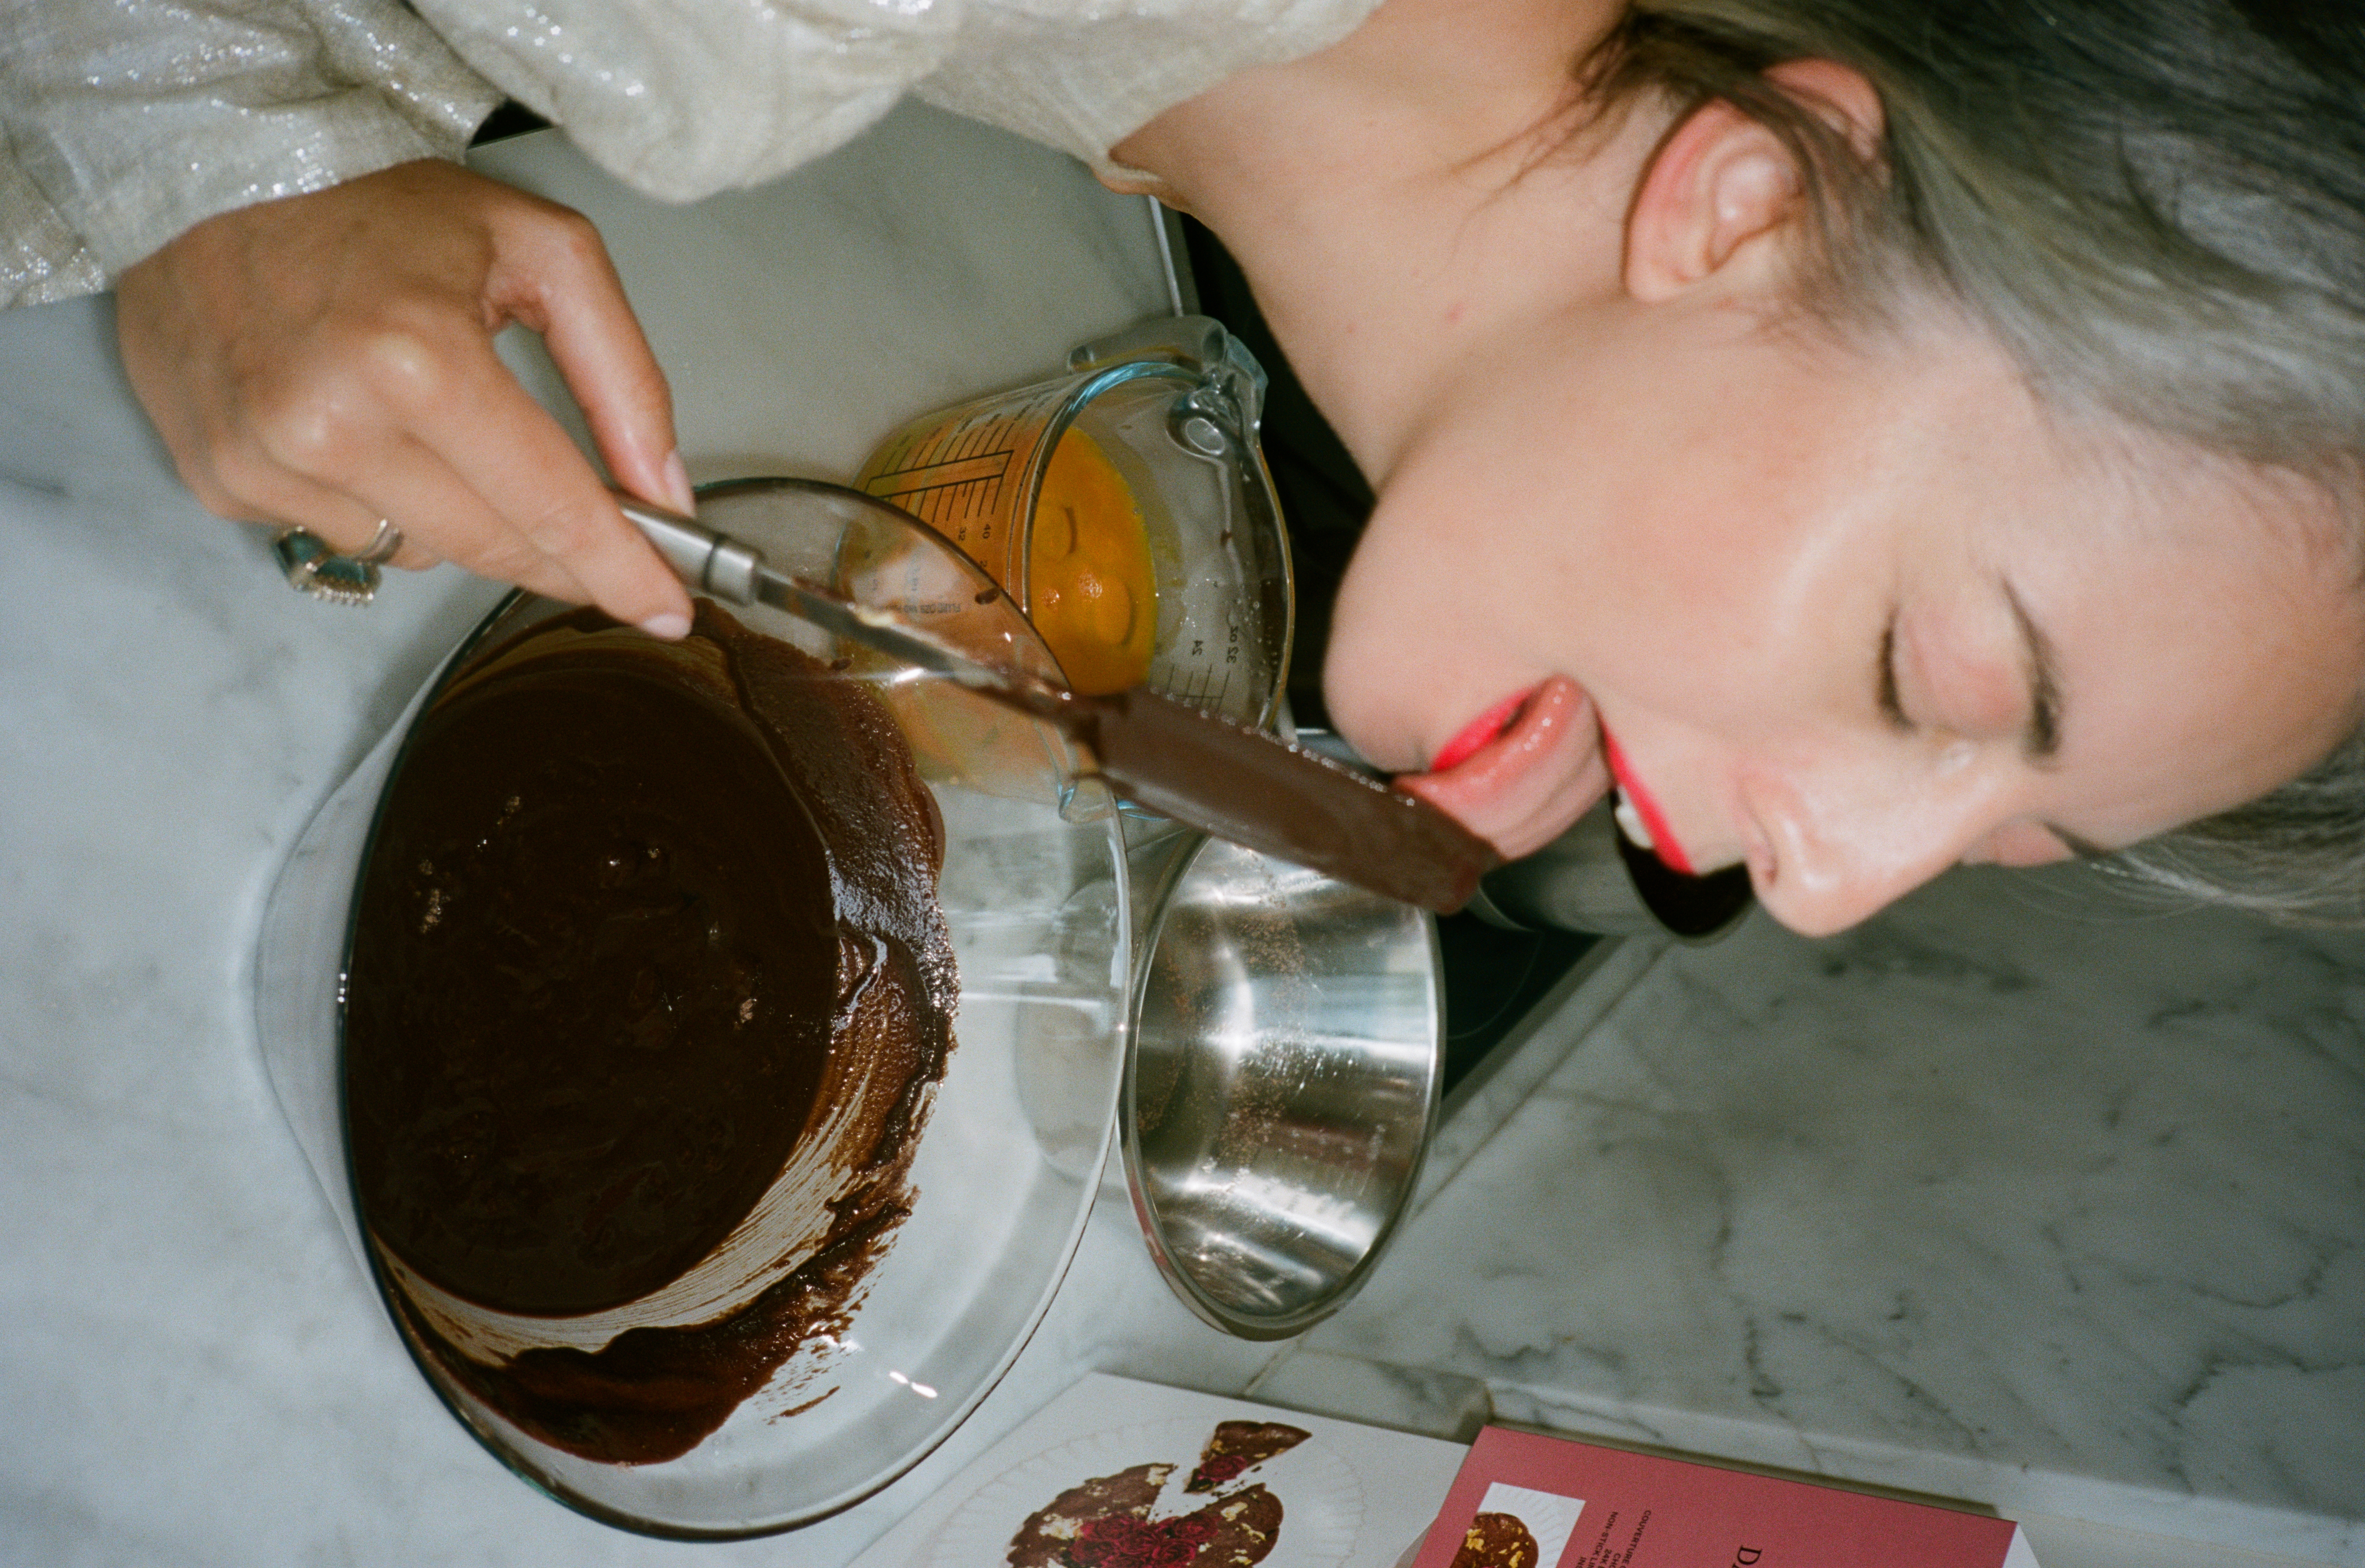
[1023,429,1159,694]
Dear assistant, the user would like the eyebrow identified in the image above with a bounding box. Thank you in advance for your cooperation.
[2003,579,2064,763]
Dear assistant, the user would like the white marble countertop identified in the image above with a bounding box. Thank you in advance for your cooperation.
[3,105,2358,1568]
[1305,875,2365,1568]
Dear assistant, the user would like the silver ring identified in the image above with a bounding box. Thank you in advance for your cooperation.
[351,518,404,566]
[273,522,398,606]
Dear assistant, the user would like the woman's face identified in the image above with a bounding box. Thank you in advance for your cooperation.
[1324,305,2365,935]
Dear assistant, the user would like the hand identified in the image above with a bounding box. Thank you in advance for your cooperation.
[114,159,695,635]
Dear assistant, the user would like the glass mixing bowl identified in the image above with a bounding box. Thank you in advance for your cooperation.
[253,481,1130,1538]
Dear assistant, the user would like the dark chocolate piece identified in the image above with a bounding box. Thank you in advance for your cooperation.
[1184,1421,1310,1492]
[1005,1463,1287,1568]
[1061,687,1497,914]
[1007,1463,1172,1568]
[1450,1512,1540,1568]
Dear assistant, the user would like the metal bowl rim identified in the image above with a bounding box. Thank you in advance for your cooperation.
[1117,831,1444,1339]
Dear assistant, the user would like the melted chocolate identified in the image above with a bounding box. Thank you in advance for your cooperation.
[392,1195,898,1467]
[1052,688,1497,914]
[345,601,956,1465]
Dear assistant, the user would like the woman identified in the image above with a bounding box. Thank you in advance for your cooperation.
[5,0,2362,933]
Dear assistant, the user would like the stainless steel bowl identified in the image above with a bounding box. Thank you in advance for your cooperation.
[1121,828,1443,1339]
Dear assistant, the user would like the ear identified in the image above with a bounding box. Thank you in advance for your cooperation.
[1624,59,1884,304]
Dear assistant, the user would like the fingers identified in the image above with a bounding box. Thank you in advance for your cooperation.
[113,161,693,635]
[220,467,448,575]
[491,199,695,518]
[296,440,601,607]
[167,299,660,618]
[407,342,692,634]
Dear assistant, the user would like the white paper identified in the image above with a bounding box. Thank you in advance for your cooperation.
[848,1371,1468,1568]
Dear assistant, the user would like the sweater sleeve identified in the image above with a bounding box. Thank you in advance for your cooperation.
[409,0,966,206]
[0,0,502,307]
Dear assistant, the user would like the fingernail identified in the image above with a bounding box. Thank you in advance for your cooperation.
[663,451,694,513]
[639,611,691,640]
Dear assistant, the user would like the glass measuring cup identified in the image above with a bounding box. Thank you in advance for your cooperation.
[854,316,1293,730]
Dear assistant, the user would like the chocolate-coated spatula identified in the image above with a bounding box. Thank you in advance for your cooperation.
[619,492,1497,912]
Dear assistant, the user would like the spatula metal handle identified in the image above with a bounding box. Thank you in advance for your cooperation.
[613,494,761,604]
[611,486,1496,912]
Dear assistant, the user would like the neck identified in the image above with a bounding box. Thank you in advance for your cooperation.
[1112,0,1642,479]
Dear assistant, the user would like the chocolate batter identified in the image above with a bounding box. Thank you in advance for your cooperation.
[344,601,957,1464]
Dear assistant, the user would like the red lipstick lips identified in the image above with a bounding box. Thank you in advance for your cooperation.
[1431,691,1529,774]
[1601,731,1693,875]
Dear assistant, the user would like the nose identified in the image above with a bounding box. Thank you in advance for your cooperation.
[1745,754,2004,937]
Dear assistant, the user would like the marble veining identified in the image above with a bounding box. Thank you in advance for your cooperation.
[3,98,2359,1568]
[0,104,1202,1568]
[1306,869,2365,1565]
